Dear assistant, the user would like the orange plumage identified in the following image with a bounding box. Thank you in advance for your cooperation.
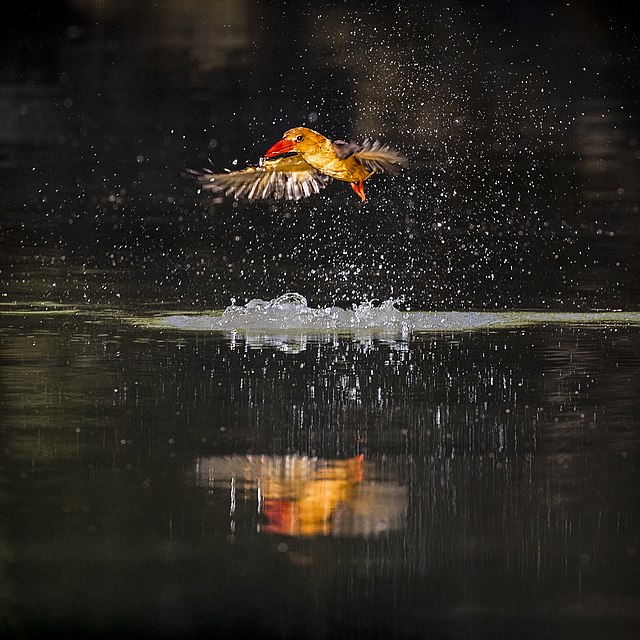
[189,126,407,203]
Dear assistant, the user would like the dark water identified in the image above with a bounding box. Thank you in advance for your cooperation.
[1,311,639,639]
[1,2,639,639]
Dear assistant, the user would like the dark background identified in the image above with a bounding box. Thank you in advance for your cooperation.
[1,0,638,310]
[1,6,639,638]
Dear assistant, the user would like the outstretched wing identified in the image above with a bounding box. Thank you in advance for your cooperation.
[187,154,333,201]
[332,139,408,176]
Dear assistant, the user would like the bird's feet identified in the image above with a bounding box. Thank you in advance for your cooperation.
[350,180,367,203]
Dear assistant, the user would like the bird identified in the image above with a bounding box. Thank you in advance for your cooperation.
[188,126,408,203]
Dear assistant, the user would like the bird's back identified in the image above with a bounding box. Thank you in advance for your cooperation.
[302,141,373,183]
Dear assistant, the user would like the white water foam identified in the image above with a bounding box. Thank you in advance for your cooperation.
[162,292,413,334]
[155,292,640,334]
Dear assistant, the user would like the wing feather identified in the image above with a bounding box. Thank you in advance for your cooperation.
[332,138,408,176]
[187,155,333,202]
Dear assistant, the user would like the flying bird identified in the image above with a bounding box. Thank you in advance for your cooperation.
[188,127,408,203]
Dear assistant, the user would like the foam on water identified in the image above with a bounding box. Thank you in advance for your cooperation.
[3,296,640,335]
[161,292,409,334]
[156,293,640,334]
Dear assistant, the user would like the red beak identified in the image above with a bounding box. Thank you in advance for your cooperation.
[263,138,297,158]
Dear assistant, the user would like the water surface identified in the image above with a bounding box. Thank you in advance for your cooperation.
[1,3,639,639]
[1,308,639,638]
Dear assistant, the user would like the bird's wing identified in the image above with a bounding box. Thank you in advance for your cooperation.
[187,154,333,201]
[332,139,408,176]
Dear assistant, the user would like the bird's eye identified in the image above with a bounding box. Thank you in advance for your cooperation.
[295,134,304,142]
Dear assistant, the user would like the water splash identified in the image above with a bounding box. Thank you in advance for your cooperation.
[162,292,411,334]
[155,293,640,334]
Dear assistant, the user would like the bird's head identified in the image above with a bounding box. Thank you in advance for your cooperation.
[263,127,325,158]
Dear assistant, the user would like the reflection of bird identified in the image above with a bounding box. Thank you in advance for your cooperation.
[188,127,408,203]
[262,454,365,536]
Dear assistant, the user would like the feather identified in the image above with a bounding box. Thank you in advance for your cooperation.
[187,154,332,202]
[332,138,408,175]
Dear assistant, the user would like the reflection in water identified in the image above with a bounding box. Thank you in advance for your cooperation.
[2,2,639,637]
[0,314,639,637]
[194,454,406,537]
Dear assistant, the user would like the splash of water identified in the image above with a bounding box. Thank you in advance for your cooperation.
[156,293,640,335]
[164,292,411,334]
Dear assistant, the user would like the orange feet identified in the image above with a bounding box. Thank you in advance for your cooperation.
[350,180,367,203]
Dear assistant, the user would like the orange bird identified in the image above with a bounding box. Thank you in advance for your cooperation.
[189,126,408,203]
